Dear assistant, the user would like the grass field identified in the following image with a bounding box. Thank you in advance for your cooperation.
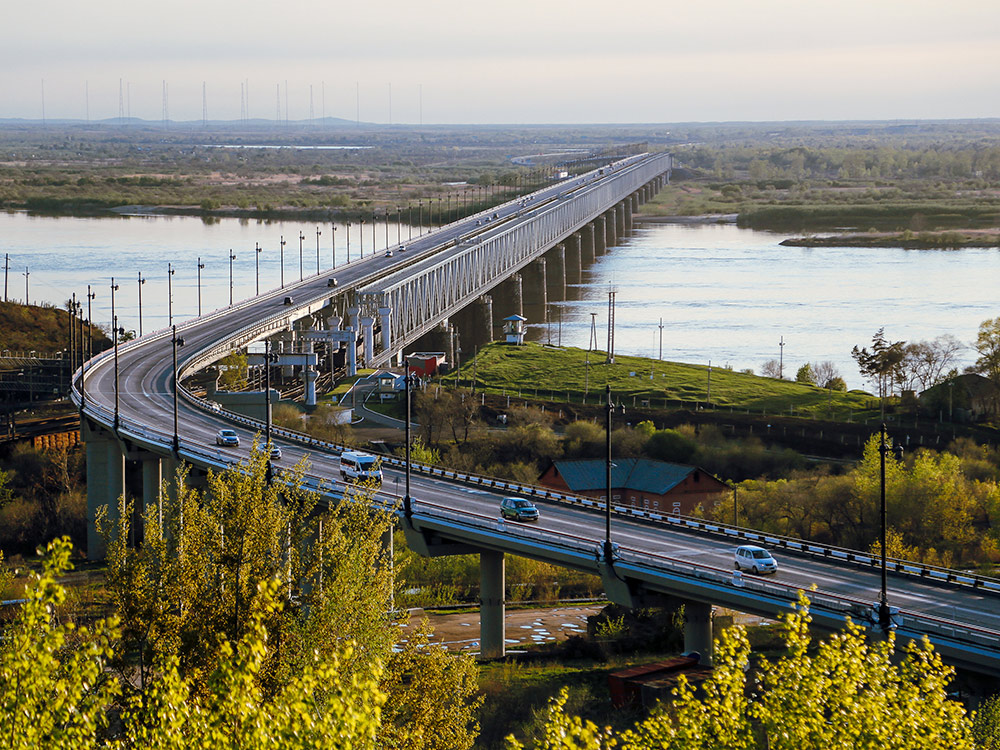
[455,342,875,421]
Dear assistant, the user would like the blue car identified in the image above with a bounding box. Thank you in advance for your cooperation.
[500,497,539,522]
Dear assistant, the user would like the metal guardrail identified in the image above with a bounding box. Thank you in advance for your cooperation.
[407,495,1000,656]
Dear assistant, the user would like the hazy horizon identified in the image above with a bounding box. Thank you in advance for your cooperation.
[5,0,998,125]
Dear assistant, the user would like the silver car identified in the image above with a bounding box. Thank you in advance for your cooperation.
[734,545,777,575]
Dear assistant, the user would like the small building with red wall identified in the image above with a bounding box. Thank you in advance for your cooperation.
[538,458,728,516]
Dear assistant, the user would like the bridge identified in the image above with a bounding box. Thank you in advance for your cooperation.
[73,151,1000,675]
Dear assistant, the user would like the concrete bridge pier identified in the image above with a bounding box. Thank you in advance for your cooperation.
[479,549,505,659]
[346,326,358,376]
[623,199,633,233]
[509,273,524,318]
[475,295,494,343]
[301,367,318,406]
[528,257,548,313]
[427,321,454,364]
[631,192,640,215]
[593,217,607,255]
[141,453,161,534]
[567,234,582,285]
[378,306,393,356]
[615,202,626,238]
[84,420,124,560]
[604,209,617,248]
[682,599,714,665]
[361,316,375,368]
[547,244,566,300]
[582,224,597,263]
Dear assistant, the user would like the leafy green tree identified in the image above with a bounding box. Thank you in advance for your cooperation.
[646,429,697,464]
[218,349,249,391]
[510,595,973,749]
[974,317,1000,416]
[101,447,481,748]
[852,328,906,414]
[795,363,815,385]
[0,538,121,750]
[973,694,1000,750]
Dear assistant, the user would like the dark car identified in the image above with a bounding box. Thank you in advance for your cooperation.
[215,429,240,447]
[500,497,539,522]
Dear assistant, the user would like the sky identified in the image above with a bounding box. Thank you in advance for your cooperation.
[4,0,1000,124]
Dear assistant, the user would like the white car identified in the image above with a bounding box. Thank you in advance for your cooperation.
[734,545,777,575]
[384,248,393,257]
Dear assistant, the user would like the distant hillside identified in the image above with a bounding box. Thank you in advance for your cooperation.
[0,301,110,354]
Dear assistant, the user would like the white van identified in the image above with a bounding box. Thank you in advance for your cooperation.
[340,450,382,485]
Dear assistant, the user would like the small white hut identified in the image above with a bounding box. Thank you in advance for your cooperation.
[502,314,527,345]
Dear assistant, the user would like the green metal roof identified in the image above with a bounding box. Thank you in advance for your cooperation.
[552,458,699,495]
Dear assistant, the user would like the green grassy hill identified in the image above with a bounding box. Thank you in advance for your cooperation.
[0,301,109,354]
[458,342,875,421]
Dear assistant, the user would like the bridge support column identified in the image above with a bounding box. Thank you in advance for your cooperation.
[361,316,375,368]
[479,549,505,659]
[615,202,626,237]
[378,306,393,356]
[346,326,358,376]
[429,321,454,364]
[301,367,318,406]
[475,295,494,343]
[84,420,124,560]
[582,224,597,263]
[604,209,617,248]
[348,306,360,335]
[141,453,161,518]
[682,599,713,665]
[623,199,633,233]
[593,217,607,255]
[567,233,582,285]
[510,274,523,318]
[532,257,548,313]
[548,244,566,300]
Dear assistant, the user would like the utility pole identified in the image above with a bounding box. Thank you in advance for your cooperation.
[779,336,785,380]
[22,267,29,305]
[605,289,616,364]
[658,317,664,360]
[3,253,9,301]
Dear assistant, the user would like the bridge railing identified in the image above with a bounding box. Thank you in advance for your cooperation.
[359,153,671,357]
[407,495,1000,656]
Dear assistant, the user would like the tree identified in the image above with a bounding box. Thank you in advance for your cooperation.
[852,328,906,415]
[0,538,121,750]
[901,335,964,392]
[646,429,697,464]
[974,317,1000,414]
[795,363,815,384]
[218,349,248,391]
[510,594,974,749]
[760,359,782,379]
[812,360,842,389]
[101,448,481,749]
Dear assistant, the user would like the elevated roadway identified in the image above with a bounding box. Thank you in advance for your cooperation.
[74,152,1000,674]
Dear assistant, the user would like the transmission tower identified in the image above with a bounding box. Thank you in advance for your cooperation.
[118,78,125,122]
[203,82,208,128]
[606,288,616,364]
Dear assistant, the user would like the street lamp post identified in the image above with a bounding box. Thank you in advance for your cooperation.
[279,235,286,288]
[111,278,120,429]
[359,219,365,256]
[315,226,322,274]
[254,242,262,296]
[331,223,337,268]
[167,263,175,326]
[86,285,95,362]
[418,201,422,236]
[137,271,146,337]
[298,232,305,281]
[264,338,279,483]
[396,207,401,245]
[404,363,415,518]
[172,325,184,453]
[346,222,352,262]
[197,258,205,316]
[371,211,376,254]
[877,422,903,634]
[228,250,237,306]
[604,385,624,563]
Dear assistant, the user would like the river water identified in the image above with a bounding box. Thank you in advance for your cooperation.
[2,211,996,389]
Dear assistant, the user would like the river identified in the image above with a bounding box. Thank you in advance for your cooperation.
[2,211,996,389]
